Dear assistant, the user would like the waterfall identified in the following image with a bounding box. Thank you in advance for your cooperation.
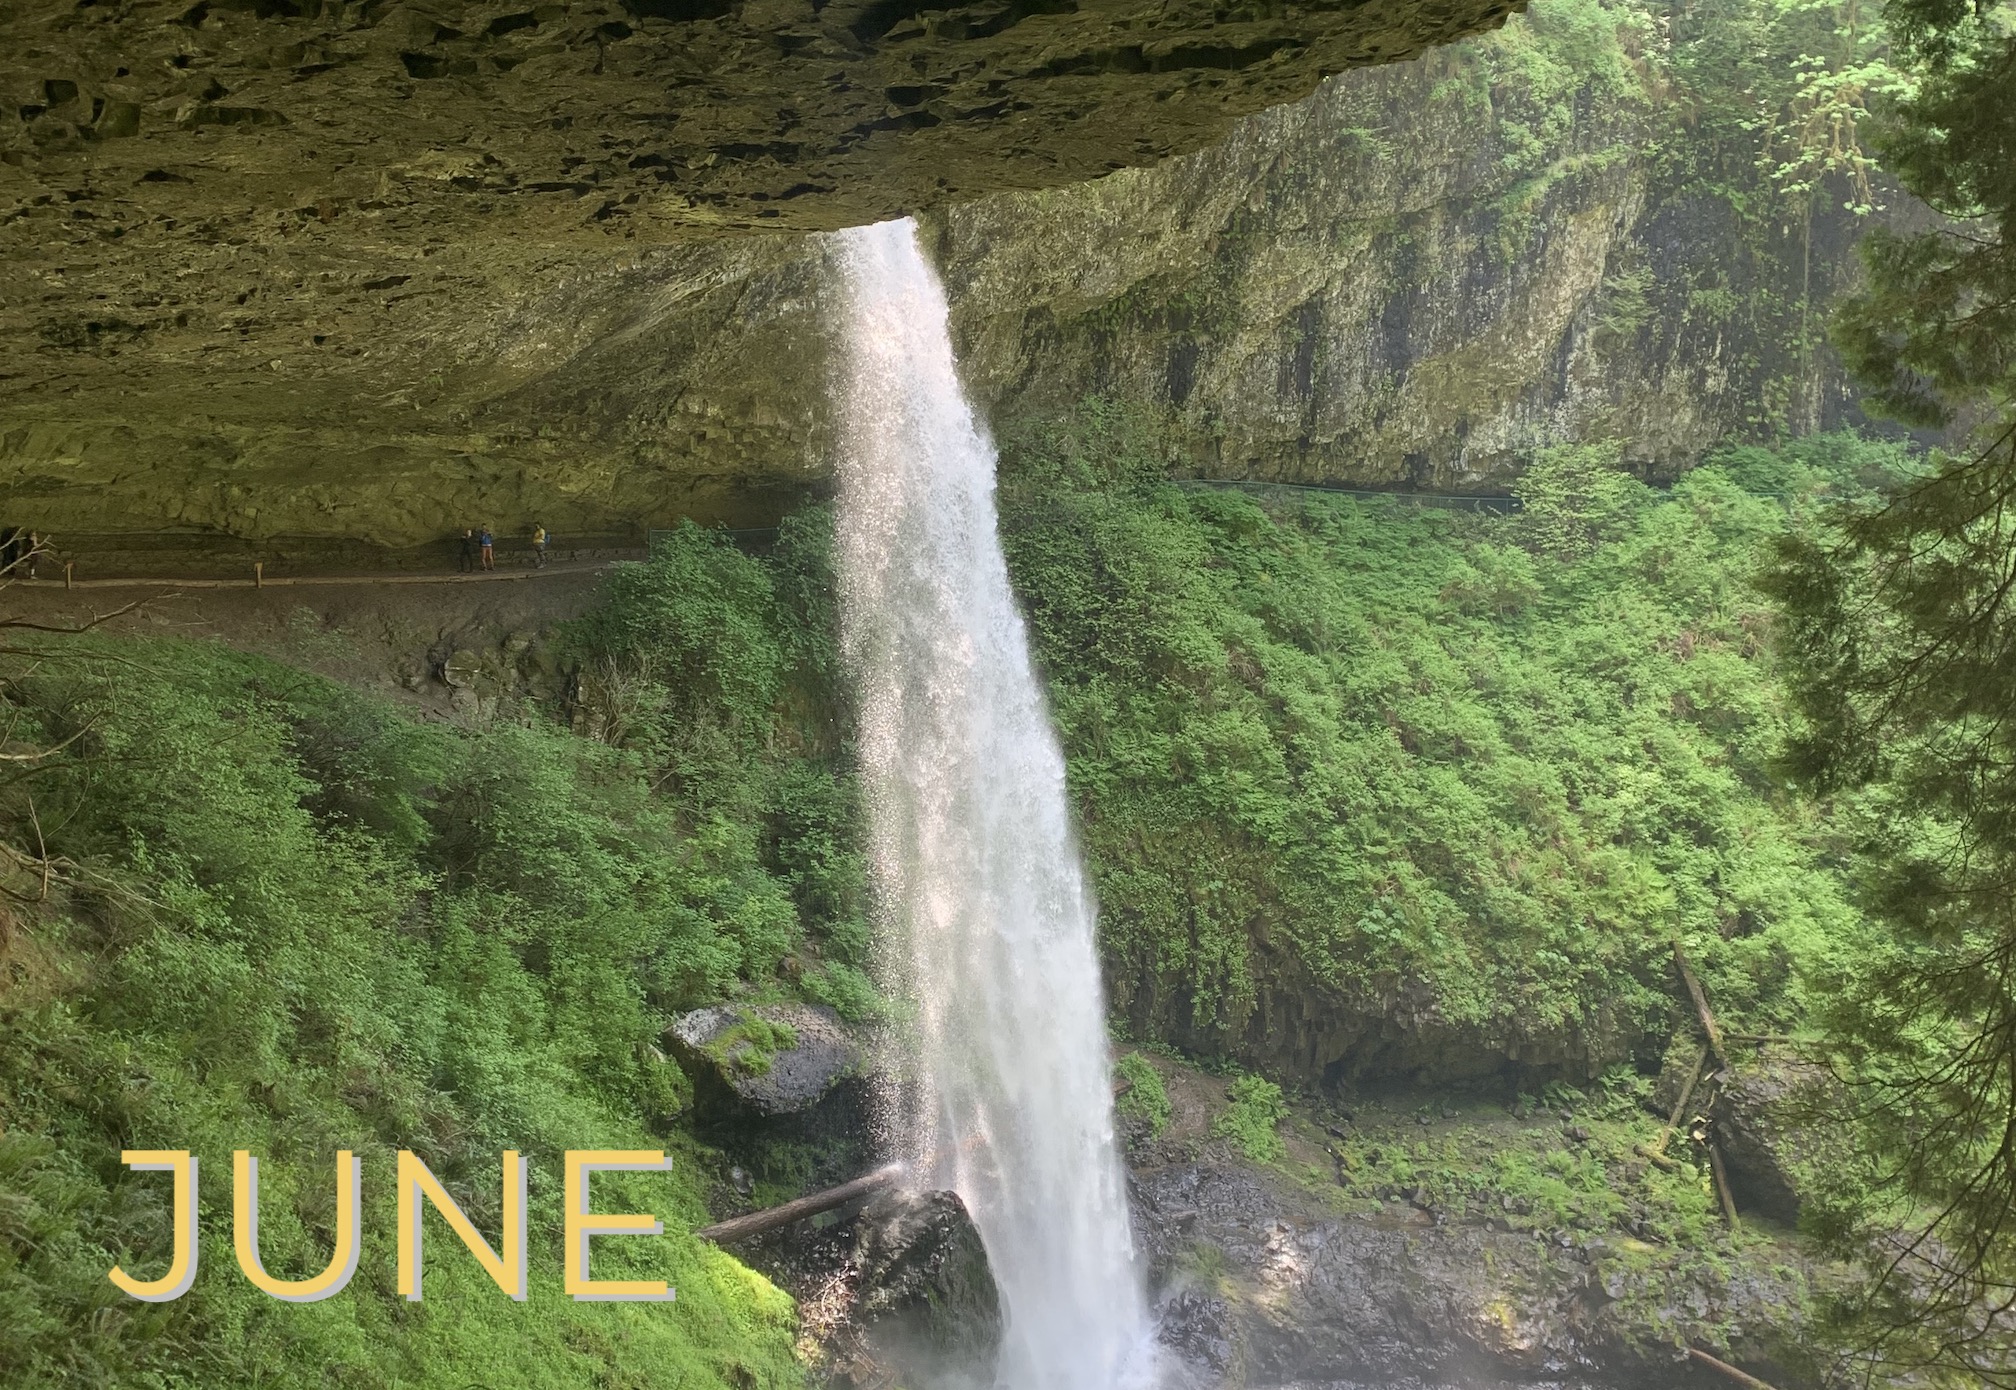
[828,217,1158,1390]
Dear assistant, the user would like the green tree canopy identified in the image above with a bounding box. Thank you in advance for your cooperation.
[1836,1,2015,427]
[1763,1,2016,1379]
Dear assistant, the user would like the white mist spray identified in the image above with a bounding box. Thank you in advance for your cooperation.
[829,217,1158,1390]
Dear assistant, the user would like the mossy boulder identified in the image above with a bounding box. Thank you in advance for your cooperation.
[668,1001,863,1116]
[1713,1056,1846,1228]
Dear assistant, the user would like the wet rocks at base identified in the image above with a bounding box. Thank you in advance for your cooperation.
[1130,1158,1776,1390]
[660,997,1825,1389]
[732,1146,1804,1390]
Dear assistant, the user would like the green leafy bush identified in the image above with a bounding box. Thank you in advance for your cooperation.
[0,635,814,1388]
[1114,1053,1173,1137]
[1211,1076,1289,1164]
[1513,440,1652,559]
[565,518,875,981]
[999,407,1889,1071]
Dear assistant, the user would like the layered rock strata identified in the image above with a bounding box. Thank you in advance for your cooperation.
[2,0,1525,550]
[3,2,1905,553]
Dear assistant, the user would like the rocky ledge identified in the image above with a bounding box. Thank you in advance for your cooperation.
[4,0,1524,246]
[1118,1054,1834,1389]
[733,1047,1843,1389]
[1133,1160,1801,1389]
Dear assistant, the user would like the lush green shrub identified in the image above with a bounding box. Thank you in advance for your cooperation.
[1113,1054,1173,1137]
[999,408,1892,1068]
[1513,440,1652,559]
[1211,1076,1289,1164]
[0,636,809,1388]
[564,519,874,987]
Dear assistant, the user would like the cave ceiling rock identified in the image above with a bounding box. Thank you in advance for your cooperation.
[1,0,1526,547]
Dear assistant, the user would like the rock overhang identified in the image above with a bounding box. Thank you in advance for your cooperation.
[1,0,1527,549]
[4,0,1528,234]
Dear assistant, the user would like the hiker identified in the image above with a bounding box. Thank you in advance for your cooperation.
[478,526,495,571]
[457,528,476,573]
[532,523,549,568]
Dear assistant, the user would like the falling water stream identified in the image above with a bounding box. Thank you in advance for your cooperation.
[829,217,1159,1390]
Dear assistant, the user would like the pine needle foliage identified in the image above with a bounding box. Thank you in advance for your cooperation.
[1758,1,2016,1378]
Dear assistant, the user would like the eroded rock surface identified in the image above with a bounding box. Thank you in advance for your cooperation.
[2,0,1524,243]
[1133,1153,1810,1389]
[748,1051,1841,1389]
[3,1,1917,556]
[939,49,1906,491]
[1,0,1523,545]
[7,2,1903,552]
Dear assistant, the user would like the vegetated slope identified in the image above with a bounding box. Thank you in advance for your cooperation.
[999,406,1907,1086]
[0,422,1916,1381]
[0,517,865,1387]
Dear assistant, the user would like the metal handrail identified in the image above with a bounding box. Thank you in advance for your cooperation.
[1169,478,1522,513]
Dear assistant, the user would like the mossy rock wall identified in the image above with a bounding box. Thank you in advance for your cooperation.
[937,0,1920,488]
[2,0,1922,550]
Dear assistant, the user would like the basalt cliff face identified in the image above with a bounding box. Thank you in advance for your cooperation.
[936,21,1896,490]
[1,0,1522,550]
[3,0,1896,552]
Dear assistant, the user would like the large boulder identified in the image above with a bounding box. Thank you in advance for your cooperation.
[850,1187,1001,1376]
[1712,1055,1843,1228]
[667,1001,863,1117]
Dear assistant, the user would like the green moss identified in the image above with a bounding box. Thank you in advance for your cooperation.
[706,1016,802,1078]
[1174,1240,1233,1292]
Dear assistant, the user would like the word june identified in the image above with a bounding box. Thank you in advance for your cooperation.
[108,1149,682,1305]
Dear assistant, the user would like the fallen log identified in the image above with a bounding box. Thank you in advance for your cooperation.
[1672,941,1727,1067]
[1650,1044,1710,1159]
[1686,1346,1779,1389]
[1707,1140,1741,1230]
[1633,1143,1683,1173]
[695,1163,905,1245]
